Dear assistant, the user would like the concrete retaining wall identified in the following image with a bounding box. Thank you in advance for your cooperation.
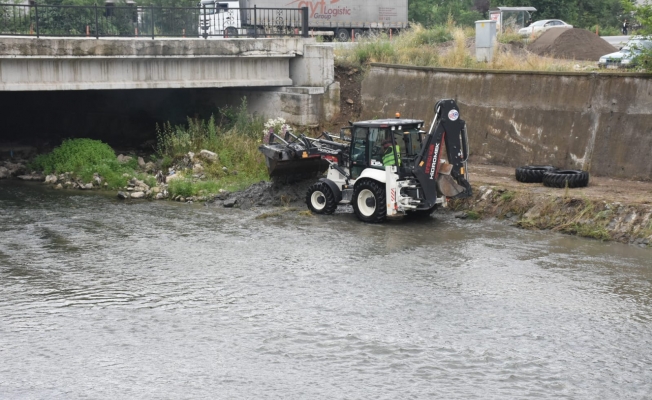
[362,64,652,180]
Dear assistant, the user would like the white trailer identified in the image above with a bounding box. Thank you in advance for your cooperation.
[199,0,408,41]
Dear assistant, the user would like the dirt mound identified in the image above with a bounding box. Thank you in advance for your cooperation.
[528,28,617,61]
[208,179,315,210]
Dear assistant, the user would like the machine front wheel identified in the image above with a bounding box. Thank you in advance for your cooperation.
[352,180,387,223]
[306,182,337,215]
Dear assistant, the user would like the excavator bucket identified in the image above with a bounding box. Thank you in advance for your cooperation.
[259,143,329,179]
[258,130,344,180]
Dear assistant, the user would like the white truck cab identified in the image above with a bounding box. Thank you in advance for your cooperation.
[199,0,241,38]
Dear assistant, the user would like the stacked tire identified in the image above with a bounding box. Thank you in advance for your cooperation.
[515,165,589,188]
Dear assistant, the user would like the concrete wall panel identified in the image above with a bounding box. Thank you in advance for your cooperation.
[362,64,652,179]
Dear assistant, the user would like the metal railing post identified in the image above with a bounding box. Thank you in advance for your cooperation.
[202,5,208,39]
[94,3,99,39]
[253,5,257,39]
[34,2,39,38]
[301,6,308,38]
[150,5,154,39]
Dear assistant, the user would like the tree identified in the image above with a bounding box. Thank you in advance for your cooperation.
[621,0,652,72]
[409,0,484,27]
[498,0,625,30]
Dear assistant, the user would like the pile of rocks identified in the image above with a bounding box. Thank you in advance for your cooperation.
[0,159,28,180]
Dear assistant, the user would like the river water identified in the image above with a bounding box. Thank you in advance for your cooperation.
[1,181,651,399]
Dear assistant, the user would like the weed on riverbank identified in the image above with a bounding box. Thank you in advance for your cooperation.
[335,24,587,72]
[451,185,652,246]
[156,98,268,198]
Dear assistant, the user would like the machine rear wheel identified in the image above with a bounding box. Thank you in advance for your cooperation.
[306,182,337,215]
[352,180,386,223]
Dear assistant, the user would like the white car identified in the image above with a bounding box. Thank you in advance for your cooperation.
[519,19,573,36]
[598,37,652,68]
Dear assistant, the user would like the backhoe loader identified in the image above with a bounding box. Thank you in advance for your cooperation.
[258,99,472,222]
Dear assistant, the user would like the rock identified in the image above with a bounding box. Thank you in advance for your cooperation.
[94,176,102,186]
[144,162,156,173]
[127,187,134,191]
[54,184,63,190]
[151,186,161,194]
[117,154,133,164]
[455,212,469,219]
[18,174,44,181]
[117,191,129,199]
[222,167,228,173]
[179,197,185,202]
[193,163,204,173]
[44,174,58,184]
[0,166,10,179]
[81,183,93,190]
[131,191,145,199]
[346,98,354,105]
[167,173,183,182]
[155,193,165,200]
[138,157,146,168]
[199,149,218,162]
[223,198,238,208]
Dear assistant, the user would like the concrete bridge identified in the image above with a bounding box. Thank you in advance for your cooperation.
[0,37,339,125]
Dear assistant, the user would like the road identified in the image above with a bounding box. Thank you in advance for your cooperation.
[601,35,630,47]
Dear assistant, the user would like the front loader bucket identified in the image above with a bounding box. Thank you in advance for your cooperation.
[259,144,329,180]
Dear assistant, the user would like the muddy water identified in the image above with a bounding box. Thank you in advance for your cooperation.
[1,181,651,399]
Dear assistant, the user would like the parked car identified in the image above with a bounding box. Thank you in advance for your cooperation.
[598,37,652,69]
[518,19,573,36]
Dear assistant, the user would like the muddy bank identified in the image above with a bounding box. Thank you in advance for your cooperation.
[207,179,315,210]
[451,164,652,247]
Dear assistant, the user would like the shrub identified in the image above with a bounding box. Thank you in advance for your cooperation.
[30,138,116,174]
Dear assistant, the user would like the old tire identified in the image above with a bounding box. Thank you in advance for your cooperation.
[306,182,337,215]
[352,179,386,223]
[515,165,558,183]
[335,28,350,42]
[542,170,590,188]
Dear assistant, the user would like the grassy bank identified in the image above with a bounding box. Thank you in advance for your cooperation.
[29,99,272,199]
[335,24,590,72]
[450,185,652,246]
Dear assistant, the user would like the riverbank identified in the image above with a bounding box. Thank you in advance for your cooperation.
[452,163,652,247]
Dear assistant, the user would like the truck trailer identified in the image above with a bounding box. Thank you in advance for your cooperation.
[199,0,408,41]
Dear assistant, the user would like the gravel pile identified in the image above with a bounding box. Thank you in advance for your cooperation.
[528,28,617,61]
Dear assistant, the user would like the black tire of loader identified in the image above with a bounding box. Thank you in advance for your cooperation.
[542,170,590,188]
[515,165,558,183]
[306,182,338,215]
[352,179,387,223]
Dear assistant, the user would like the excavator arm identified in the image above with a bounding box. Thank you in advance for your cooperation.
[413,99,472,208]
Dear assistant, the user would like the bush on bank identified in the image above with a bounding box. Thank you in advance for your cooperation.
[29,99,272,198]
[29,138,148,189]
[156,99,269,197]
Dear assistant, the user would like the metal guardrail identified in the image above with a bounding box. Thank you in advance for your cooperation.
[0,3,309,39]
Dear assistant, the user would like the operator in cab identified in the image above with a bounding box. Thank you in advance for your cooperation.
[382,139,401,166]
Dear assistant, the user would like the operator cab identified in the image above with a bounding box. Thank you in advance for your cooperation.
[341,119,425,179]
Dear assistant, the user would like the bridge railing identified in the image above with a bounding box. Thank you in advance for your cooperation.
[0,3,309,39]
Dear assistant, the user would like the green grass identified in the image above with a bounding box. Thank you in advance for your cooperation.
[29,138,143,189]
[335,23,592,72]
[30,139,116,175]
[157,99,271,197]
